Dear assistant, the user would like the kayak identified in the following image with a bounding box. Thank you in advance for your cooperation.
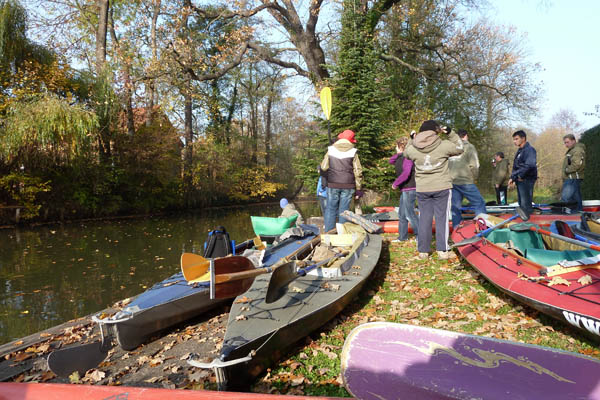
[0,382,342,400]
[189,223,383,390]
[341,322,600,400]
[95,225,319,351]
[452,216,600,342]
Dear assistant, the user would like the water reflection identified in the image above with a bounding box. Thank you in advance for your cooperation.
[0,201,320,344]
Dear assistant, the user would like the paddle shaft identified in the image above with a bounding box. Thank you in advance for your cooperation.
[526,225,600,252]
[453,213,522,248]
[214,266,272,283]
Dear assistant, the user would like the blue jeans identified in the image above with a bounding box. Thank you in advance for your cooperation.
[325,188,354,232]
[516,178,536,217]
[397,190,419,241]
[561,179,583,212]
[451,184,486,227]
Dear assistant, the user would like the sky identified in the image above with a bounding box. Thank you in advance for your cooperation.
[487,0,600,132]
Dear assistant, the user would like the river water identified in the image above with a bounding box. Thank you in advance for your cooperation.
[0,202,320,345]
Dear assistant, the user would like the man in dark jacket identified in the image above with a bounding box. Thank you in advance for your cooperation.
[492,152,509,205]
[560,134,585,212]
[320,129,363,232]
[508,130,537,217]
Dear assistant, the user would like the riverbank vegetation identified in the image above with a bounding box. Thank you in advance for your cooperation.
[1,0,598,226]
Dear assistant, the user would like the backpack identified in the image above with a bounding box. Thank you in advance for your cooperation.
[203,226,235,258]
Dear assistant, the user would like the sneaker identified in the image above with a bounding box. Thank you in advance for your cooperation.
[418,252,429,260]
[391,238,407,243]
[438,250,458,260]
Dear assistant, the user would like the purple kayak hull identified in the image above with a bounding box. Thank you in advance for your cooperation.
[341,322,600,400]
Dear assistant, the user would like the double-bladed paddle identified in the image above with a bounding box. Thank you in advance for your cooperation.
[265,251,350,304]
[452,207,529,248]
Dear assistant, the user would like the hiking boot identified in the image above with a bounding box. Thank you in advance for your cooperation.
[418,252,429,260]
[438,250,458,260]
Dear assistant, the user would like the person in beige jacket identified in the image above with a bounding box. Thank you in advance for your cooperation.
[404,120,464,260]
[492,152,510,205]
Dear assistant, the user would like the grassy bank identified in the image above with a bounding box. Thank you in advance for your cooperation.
[253,235,600,397]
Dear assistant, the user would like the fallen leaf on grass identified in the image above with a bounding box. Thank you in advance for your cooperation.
[145,376,161,383]
[88,370,105,382]
[234,296,251,304]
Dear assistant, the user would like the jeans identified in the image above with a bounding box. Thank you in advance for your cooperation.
[451,184,486,227]
[416,189,452,253]
[495,186,508,205]
[397,190,419,241]
[516,178,536,217]
[560,179,583,212]
[324,188,355,232]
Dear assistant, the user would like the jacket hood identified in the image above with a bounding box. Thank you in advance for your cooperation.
[333,139,355,152]
[412,130,441,153]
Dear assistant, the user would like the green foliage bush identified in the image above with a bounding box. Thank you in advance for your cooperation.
[580,124,600,199]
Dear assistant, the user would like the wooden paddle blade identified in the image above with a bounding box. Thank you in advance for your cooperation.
[265,262,297,303]
[181,253,209,282]
[212,256,255,299]
[47,341,109,378]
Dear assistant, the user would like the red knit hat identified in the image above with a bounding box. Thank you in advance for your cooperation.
[338,129,356,143]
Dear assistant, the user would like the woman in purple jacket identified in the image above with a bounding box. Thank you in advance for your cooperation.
[390,136,419,242]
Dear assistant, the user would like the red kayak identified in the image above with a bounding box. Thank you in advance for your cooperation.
[375,200,600,214]
[0,383,342,400]
[452,217,600,342]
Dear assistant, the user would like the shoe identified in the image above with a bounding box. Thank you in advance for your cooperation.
[418,252,429,260]
[391,238,407,243]
[438,250,458,260]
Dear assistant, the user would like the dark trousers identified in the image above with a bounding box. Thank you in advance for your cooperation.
[495,186,508,205]
[416,189,452,253]
[516,179,536,216]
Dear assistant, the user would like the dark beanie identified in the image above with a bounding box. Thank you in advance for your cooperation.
[419,120,439,133]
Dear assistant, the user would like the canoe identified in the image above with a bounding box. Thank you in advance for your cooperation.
[572,213,600,244]
[0,382,342,400]
[189,223,383,390]
[95,225,320,351]
[452,216,600,342]
[375,200,600,214]
[341,322,600,400]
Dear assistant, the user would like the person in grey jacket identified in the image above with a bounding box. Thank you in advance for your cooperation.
[560,134,585,212]
[404,120,464,260]
[449,130,486,228]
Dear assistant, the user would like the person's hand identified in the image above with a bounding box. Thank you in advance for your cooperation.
[355,190,364,199]
[495,184,499,189]
[508,179,514,188]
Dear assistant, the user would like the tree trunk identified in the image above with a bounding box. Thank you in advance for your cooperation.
[265,93,272,167]
[95,0,110,73]
[146,0,161,126]
[183,91,194,205]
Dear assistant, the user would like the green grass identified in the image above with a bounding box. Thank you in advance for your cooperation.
[252,236,600,397]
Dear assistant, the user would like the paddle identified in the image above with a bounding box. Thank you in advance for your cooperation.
[509,222,600,252]
[47,323,112,378]
[320,87,332,144]
[265,251,349,304]
[181,253,210,282]
[452,207,529,248]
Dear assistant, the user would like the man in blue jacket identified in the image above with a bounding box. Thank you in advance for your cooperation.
[508,130,537,217]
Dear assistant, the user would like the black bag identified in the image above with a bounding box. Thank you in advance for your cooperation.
[203,226,234,258]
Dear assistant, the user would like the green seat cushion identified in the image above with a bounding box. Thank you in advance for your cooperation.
[524,248,600,267]
[251,214,298,236]
[485,228,546,251]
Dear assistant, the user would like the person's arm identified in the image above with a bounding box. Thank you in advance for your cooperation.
[523,147,537,176]
[469,145,480,181]
[393,158,413,188]
[495,160,507,185]
[353,154,363,191]
[389,153,399,165]
[445,131,464,157]
[320,151,329,172]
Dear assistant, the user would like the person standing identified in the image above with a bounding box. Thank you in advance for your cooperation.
[404,120,464,260]
[390,136,419,242]
[492,152,509,205]
[320,129,363,232]
[560,133,585,212]
[508,130,537,217]
[448,129,486,228]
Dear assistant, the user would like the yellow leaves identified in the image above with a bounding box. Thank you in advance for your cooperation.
[578,275,593,285]
[548,277,571,287]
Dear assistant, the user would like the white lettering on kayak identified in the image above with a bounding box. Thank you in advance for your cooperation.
[562,311,600,336]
